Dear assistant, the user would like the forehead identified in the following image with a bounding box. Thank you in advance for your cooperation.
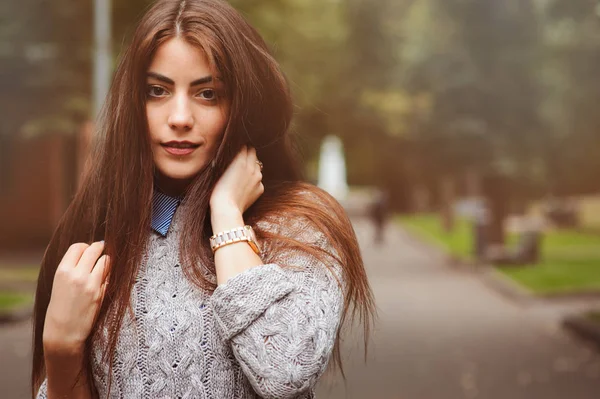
[147,37,213,79]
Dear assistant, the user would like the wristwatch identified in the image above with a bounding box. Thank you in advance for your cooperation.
[210,225,261,254]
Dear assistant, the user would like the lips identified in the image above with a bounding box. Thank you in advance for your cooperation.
[161,141,200,156]
[162,141,199,148]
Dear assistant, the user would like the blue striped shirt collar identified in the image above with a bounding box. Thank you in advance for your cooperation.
[151,189,183,236]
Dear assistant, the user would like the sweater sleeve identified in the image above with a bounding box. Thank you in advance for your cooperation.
[208,222,345,399]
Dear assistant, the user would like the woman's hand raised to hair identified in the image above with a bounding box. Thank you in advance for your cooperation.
[209,146,264,232]
[43,242,111,356]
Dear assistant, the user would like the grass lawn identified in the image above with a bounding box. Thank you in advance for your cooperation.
[397,214,476,260]
[0,292,33,311]
[0,264,39,312]
[500,229,600,295]
[398,214,600,295]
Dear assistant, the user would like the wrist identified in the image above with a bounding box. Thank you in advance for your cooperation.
[210,200,241,215]
[44,343,89,399]
[210,204,245,234]
[43,334,86,359]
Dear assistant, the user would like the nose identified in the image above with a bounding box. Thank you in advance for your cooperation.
[167,94,194,131]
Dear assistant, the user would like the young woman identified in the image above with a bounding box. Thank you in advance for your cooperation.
[32,0,375,397]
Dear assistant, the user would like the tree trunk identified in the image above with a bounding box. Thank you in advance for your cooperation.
[483,174,508,246]
[440,176,455,233]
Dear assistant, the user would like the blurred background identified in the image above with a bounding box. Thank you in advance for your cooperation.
[1,0,600,398]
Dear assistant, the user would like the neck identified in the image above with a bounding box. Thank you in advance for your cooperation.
[154,174,191,198]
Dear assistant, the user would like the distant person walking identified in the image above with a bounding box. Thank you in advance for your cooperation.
[370,190,389,245]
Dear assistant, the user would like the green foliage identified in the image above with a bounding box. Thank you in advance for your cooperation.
[536,0,600,194]
[357,0,600,197]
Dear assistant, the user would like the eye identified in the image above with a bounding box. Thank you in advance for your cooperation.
[197,89,217,101]
[147,85,168,98]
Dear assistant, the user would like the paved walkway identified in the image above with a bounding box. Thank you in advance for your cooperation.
[0,318,32,398]
[2,218,600,398]
[316,217,600,398]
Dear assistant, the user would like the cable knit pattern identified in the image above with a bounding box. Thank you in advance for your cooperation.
[35,198,345,399]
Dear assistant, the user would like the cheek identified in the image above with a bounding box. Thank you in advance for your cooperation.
[203,110,228,147]
[146,106,161,141]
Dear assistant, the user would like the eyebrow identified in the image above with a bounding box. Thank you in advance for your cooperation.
[147,72,214,86]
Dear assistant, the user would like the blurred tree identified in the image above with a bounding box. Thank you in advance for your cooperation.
[432,0,541,241]
[537,0,600,195]
[0,0,153,143]
[3,0,599,205]
[0,0,93,192]
[382,0,541,185]
[0,0,93,140]
[229,0,355,181]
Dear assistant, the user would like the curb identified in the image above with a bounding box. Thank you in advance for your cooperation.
[397,220,600,302]
[481,267,600,303]
[397,221,600,350]
[0,303,33,325]
[476,266,600,304]
[563,315,600,348]
[478,267,534,304]
[540,290,600,302]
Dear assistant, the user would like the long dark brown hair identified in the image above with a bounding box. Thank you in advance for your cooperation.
[32,0,375,396]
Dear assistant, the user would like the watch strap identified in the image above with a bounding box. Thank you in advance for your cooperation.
[210,225,260,254]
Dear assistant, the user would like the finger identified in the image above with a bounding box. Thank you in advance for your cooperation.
[246,148,260,172]
[250,183,265,207]
[248,147,257,166]
[100,281,109,303]
[90,255,111,286]
[76,241,105,274]
[57,243,91,271]
[91,281,109,325]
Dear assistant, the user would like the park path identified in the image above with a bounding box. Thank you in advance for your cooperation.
[316,217,600,399]
[0,316,32,398]
[2,217,600,398]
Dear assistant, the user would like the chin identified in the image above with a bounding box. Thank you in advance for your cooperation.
[157,164,203,182]
[168,170,201,181]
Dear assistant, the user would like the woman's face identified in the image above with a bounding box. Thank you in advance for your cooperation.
[146,37,229,196]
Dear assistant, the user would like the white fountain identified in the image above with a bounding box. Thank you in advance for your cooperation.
[317,135,349,200]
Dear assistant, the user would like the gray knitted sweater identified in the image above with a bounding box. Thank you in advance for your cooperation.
[36,202,345,398]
